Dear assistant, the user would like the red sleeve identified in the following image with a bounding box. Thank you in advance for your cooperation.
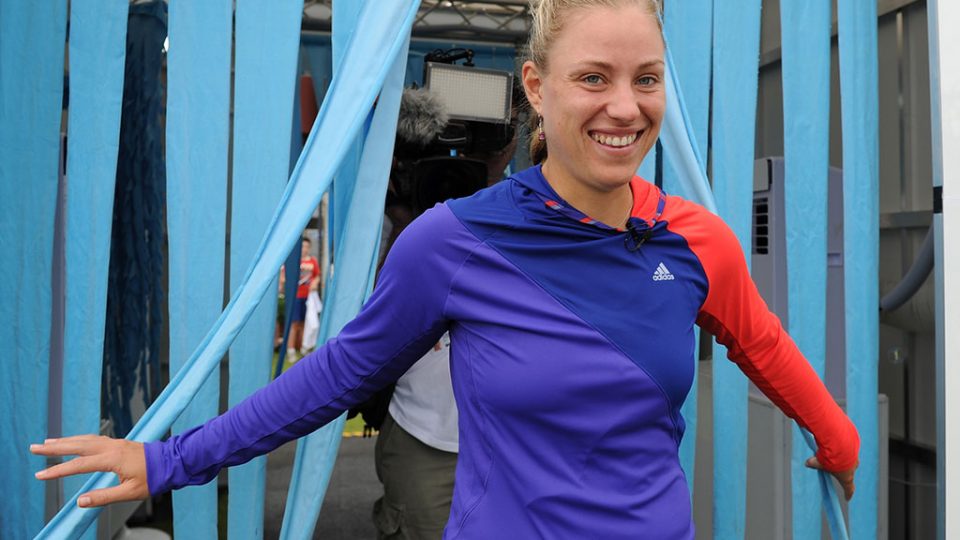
[664,196,859,472]
[311,257,320,280]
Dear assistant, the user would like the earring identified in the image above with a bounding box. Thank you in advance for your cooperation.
[537,115,545,141]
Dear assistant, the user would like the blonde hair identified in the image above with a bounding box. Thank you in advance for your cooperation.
[526,0,663,164]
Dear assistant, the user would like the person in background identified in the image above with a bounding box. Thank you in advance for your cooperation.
[373,85,525,539]
[287,237,319,359]
[32,2,859,538]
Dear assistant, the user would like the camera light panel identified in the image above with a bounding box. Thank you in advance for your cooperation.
[425,63,512,124]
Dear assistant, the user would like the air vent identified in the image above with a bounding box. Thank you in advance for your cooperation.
[753,197,769,254]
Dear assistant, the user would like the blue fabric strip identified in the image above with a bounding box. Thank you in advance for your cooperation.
[780,1,833,538]
[61,4,129,539]
[660,46,716,215]
[36,1,421,537]
[710,1,761,538]
[662,1,712,495]
[314,3,376,354]
[800,429,850,540]
[662,1,712,200]
[279,29,413,540]
[0,2,67,537]
[165,1,233,537]
[330,0,365,253]
[838,1,880,538]
[99,2,167,440]
[228,1,304,538]
[275,73,303,376]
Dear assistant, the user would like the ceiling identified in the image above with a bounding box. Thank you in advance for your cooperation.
[302,1,532,45]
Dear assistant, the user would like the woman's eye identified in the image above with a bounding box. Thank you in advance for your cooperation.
[638,76,659,87]
[583,74,603,84]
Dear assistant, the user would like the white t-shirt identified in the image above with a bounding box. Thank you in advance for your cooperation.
[387,332,458,452]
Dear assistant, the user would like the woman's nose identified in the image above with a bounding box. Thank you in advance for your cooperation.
[605,83,642,122]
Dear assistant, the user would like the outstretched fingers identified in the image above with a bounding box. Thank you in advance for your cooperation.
[30,435,111,458]
[31,435,151,507]
[31,435,118,481]
[35,454,115,481]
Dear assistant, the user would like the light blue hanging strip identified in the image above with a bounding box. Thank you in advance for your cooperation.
[780,1,834,538]
[316,0,367,345]
[710,1,761,538]
[660,45,715,215]
[61,4,129,540]
[838,0,880,538]
[661,0,712,495]
[661,0,711,200]
[800,429,851,540]
[228,1,304,539]
[279,30,414,540]
[165,1,233,538]
[36,2,421,537]
[0,2,67,538]
[330,0,366,250]
[301,40,333,111]
[275,80,304,378]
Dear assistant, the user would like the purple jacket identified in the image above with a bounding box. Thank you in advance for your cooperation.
[145,164,858,539]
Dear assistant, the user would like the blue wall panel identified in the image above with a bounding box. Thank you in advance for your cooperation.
[61,3,129,539]
[166,1,233,537]
[838,0,880,538]
[0,2,67,537]
[710,0,762,537]
[780,1,832,537]
[228,1,304,538]
[662,0,713,494]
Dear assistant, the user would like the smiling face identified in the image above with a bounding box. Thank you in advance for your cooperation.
[522,3,665,196]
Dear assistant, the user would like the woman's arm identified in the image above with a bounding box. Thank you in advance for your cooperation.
[688,209,859,497]
[31,205,465,505]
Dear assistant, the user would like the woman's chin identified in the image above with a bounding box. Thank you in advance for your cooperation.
[588,162,644,188]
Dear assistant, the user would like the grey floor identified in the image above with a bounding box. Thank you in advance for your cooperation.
[264,436,381,540]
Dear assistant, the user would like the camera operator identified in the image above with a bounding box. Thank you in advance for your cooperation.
[370,81,524,540]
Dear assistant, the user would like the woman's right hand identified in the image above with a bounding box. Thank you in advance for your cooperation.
[31,435,149,508]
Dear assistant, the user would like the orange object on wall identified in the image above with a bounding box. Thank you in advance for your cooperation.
[300,74,319,137]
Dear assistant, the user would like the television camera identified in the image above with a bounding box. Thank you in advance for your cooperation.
[390,48,520,216]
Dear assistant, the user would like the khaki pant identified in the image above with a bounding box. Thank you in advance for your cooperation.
[373,413,457,540]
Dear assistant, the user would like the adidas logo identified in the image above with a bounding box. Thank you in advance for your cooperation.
[652,262,675,281]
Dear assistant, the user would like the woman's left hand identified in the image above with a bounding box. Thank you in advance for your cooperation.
[31,435,149,507]
[806,456,857,500]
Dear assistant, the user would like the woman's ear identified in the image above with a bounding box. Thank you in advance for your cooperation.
[521,60,543,115]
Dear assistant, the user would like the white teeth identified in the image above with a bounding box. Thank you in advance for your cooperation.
[592,132,637,147]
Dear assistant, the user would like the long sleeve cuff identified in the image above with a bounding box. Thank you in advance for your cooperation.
[814,418,861,472]
[144,438,186,496]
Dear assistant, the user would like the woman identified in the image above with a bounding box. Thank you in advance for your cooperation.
[32,1,859,538]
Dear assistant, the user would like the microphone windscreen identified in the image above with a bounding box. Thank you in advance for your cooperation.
[396,88,449,146]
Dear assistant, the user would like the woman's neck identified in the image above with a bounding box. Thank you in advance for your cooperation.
[541,162,634,229]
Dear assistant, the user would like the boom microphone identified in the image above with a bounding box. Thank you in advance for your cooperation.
[396,88,449,146]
